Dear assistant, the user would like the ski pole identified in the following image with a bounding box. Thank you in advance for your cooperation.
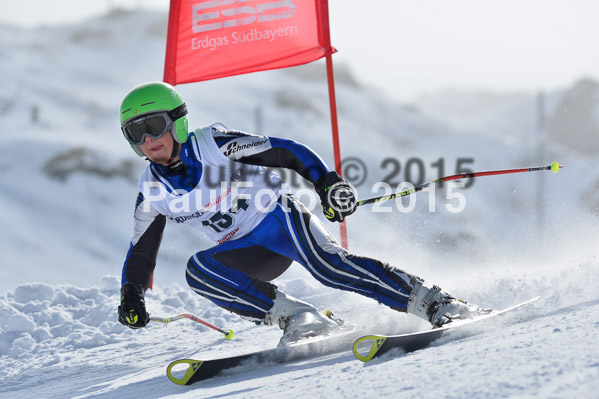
[150,314,235,340]
[357,161,563,207]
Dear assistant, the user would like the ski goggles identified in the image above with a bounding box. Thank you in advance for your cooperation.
[121,103,187,145]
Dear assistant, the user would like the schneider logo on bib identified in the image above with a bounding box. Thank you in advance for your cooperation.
[224,139,269,157]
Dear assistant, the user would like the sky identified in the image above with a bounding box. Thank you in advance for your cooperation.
[2,0,598,102]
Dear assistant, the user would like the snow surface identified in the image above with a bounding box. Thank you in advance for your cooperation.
[1,9,598,399]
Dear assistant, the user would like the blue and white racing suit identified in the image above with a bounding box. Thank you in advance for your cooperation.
[122,124,416,323]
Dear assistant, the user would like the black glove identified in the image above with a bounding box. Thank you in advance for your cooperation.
[314,171,357,223]
[118,282,150,329]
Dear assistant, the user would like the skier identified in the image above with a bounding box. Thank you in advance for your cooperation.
[117,81,487,344]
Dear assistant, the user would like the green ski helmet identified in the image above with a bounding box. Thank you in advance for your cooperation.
[120,81,189,157]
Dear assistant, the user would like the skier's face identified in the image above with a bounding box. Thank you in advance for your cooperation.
[139,131,175,165]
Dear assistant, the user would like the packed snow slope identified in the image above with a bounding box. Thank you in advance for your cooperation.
[1,9,598,399]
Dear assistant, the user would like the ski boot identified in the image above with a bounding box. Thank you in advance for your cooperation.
[407,277,491,328]
[264,290,341,346]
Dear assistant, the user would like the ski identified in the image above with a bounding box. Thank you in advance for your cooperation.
[166,310,362,385]
[353,296,540,362]
[166,327,362,385]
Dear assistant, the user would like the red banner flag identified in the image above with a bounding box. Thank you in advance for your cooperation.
[164,0,335,84]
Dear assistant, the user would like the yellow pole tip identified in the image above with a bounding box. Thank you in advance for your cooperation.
[224,329,235,340]
[551,162,561,173]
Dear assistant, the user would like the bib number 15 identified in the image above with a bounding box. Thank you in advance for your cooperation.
[202,197,249,233]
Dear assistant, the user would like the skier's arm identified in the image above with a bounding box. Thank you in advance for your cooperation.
[212,127,356,223]
[214,128,331,185]
[121,192,166,291]
[118,193,165,329]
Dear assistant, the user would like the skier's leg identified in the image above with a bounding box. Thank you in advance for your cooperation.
[272,194,415,310]
[265,194,487,327]
[185,238,280,323]
[186,223,339,345]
